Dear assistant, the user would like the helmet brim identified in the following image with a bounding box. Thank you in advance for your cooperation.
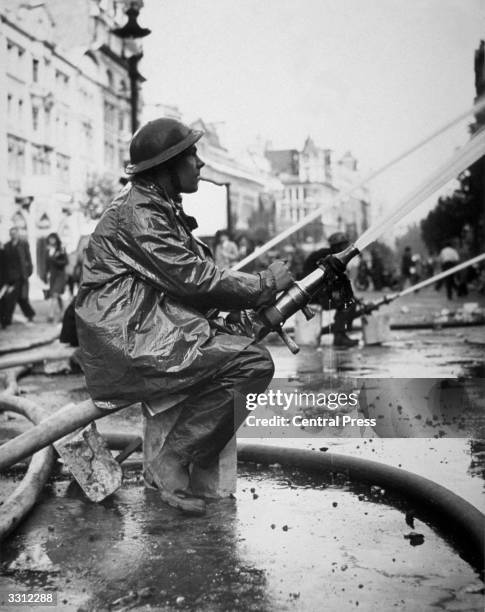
[125,130,203,175]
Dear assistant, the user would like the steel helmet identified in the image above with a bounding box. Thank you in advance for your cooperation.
[125,118,203,175]
[328,232,349,250]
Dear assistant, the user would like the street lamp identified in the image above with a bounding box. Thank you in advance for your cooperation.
[111,1,151,134]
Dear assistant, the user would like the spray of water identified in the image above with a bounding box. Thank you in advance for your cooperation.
[393,253,485,299]
[234,97,485,271]
[354,127,485,252]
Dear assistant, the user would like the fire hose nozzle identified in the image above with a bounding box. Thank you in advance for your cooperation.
[257,244,359,352]
[334,244,360,268]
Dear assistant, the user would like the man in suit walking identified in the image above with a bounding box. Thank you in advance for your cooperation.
[2,227,36,328]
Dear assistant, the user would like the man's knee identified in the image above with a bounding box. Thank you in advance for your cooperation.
[222,342,275,385]
[243,343,275,382]
[257,343,275,376]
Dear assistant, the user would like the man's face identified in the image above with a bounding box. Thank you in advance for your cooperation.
[172,146,205,194]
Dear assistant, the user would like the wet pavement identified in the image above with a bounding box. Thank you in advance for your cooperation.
[1,465,484,611]
[0,287,484,611]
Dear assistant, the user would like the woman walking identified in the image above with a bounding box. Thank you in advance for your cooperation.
[45,232,68,322]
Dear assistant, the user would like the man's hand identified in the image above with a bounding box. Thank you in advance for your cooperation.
[268,260,294,291]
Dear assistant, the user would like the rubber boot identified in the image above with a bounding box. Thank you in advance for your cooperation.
[146,447,206,516]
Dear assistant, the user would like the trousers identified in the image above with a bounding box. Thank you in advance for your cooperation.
[149,340,274,468]
[1,279,35,325]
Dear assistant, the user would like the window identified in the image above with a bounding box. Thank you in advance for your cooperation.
[32,58,39,82]
[32,145,51,175]
[55,69,69,88]
[32,106,39,131]
[7,136,15,174]
[56,153,70,183]
[6,41,25,75]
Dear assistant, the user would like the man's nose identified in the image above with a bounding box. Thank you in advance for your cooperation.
[196,156,205,169]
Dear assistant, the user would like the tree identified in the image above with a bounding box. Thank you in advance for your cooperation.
[421,40,485,255]
[80,173,118,220]
[420,161,484,255]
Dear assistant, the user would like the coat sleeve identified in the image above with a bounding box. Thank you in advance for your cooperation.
[115,201,277,310]
[24,243,33,277]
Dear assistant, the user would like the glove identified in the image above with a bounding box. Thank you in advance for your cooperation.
[268,260,294,291]
[211,310,264,339]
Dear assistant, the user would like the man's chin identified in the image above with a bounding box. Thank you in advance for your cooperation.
[183,184,199,194]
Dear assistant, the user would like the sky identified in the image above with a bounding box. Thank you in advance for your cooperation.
[139,0,485,234]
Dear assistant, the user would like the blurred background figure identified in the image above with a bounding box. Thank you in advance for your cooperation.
[45,232,68,323]
[0,240,9,329]
[213,229,239,269]
[66,235,90,297]
[355,254,370,290]
[284,242,306,280]
[2,227,35,328]
[436,241,460,300]
[424,257,435,279]
[400,246,413,288]
[303,232,358,348]
[236,234,254,261]
[235,234,256,272]
[370,248,385,291]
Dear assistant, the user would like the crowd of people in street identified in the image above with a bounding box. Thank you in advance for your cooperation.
[0,228,69,329]
[1,217,484,336]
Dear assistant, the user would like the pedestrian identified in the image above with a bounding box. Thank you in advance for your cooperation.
[400,246,413,288]
[45,232,68,322]
[285,242,306,280]
[2,227,35,327]
[0,241,10,328]
[236,234,254,260]
[303,232,358,347]
[235,234,256,272]
[438,242,459,300]
[355,254,370,290]
[66,235,90,297]
[213,229,239,269]
[370,248,384,291]
[75,118,293,515]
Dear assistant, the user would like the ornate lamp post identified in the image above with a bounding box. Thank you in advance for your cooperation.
[111,1,151,134]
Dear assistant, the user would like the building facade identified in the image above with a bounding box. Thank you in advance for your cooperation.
[266,137,371,243]
[0,0,141,276]
[189,119,283,242]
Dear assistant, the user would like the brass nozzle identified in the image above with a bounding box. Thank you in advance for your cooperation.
[334,244,360,267]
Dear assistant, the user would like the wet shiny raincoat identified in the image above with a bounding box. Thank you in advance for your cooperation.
[75,179,277,408]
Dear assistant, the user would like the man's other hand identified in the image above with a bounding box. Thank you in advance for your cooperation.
[268,260,294,291]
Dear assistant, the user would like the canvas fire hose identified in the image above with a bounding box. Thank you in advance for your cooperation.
[318,253,485,335]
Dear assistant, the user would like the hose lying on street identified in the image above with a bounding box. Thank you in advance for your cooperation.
[0,344,75,371]
[0,394,55,542]
[1,404,483,574]
[238,443,484,572]
[0,398,122,471]
[0,328,61,357]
